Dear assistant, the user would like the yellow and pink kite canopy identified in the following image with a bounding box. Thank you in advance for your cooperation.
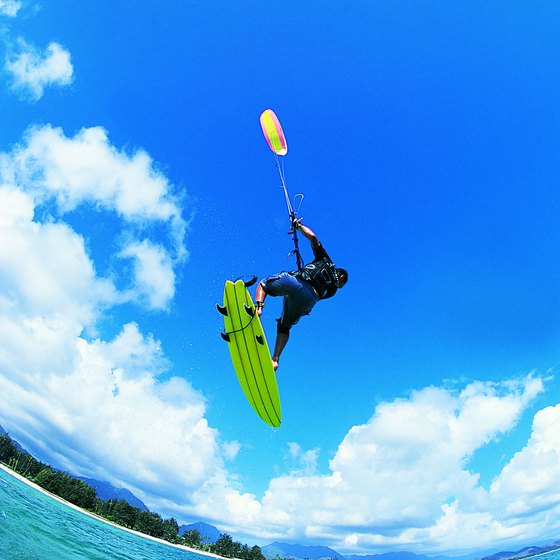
[259,109,288,156]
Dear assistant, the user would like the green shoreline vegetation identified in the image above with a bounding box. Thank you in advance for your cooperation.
[0,433,266,560]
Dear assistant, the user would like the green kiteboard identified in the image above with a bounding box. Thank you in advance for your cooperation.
[217,279,282,427]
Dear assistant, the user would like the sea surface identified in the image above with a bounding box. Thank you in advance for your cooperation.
[0,467,208,560]
[526,552,560,560]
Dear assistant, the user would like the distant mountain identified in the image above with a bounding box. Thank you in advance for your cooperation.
[264,544,559,560]
[262,545,464,560]
[179,521,222,543]
[1,425,149,511]
[262,542,345,560]
[346,554,453,560]
[77,477,148,511]
[480,542,560,560]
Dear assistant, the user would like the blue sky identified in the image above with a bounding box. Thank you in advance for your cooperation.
[1,1,560,557]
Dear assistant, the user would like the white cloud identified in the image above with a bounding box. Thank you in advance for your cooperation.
[247,377,548,555]
[414,401,560,554]
[0,184,116,326]
[119,240,176,311]
[0,0,21,17]
[1,124,187,310]
[0,125,252,523]
[6,125,185,229]
[285,442,320,476]
[490,404,560,521]
[5,38,74,101]
[0,318,235,508]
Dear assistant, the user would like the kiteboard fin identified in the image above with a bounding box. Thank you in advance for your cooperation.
[242,275,257,288]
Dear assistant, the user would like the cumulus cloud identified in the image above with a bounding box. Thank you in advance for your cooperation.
[119,240,176,311]
[6,125,185,229]
[5,38,74,101]
[0,317,233,509]
[285,442,321,476]
[0,124,254,524]
[0,185,116,326]
[1,124,187,310]
[0,197,247,517]
[490,404,560,523]
[105,377,548,554]
[0,0,21,17]
[248,377,547,555]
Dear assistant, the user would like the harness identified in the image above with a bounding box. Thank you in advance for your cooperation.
[296,258,340,297]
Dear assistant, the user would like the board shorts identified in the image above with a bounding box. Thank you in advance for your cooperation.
[259,272,319,331]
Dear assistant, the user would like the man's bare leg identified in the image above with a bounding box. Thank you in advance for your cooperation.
[272,332,289,371]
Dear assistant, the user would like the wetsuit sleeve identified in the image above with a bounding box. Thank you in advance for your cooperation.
[312,243,330,262]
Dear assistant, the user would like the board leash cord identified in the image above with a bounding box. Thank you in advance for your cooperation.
[216,275,261,340]
[216,302,259,341]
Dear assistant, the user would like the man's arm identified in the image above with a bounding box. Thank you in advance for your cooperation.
[295,222,320,248]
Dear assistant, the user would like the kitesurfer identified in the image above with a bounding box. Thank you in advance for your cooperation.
[255,222,348,371]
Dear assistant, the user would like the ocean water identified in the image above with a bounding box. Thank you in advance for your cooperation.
[528,552,560,560]
[0,467,207,560]
[535,552,560,560]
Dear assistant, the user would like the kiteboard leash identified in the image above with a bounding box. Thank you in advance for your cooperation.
[217,305,257,341]
[216,276,259,340]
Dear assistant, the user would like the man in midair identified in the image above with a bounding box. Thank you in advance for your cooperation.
[255,221,348,370]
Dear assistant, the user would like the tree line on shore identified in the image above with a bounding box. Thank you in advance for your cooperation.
[0,433,265,560]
